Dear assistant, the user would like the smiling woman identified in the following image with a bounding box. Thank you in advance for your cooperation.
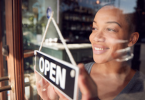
[35,5,145,100]
[90,6,138,63]
[78,5,145,100]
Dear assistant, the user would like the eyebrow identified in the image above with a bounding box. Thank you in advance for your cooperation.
[93,21,122,28]
[106,21,122,28]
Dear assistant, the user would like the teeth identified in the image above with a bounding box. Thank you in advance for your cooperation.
[95,47,104,50]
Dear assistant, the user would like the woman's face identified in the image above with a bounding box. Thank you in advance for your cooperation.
[89,6,130,63]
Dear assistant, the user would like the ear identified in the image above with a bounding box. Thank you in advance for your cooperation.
[128,32,139,47]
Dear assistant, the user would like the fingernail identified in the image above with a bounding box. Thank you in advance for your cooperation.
[38,79,43,87]
[79,68,82,75]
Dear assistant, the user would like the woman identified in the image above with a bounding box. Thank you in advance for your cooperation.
[35,6,145,100]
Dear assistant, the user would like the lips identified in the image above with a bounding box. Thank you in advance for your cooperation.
[93,45,109,55]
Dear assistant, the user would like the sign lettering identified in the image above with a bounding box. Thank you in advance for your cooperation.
[35,50,79,100]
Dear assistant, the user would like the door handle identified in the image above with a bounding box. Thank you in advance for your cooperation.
[0,76,9,82]
[2,45,9,56]
[0,85,11,92]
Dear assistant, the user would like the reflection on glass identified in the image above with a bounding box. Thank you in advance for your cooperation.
[22,0,145,100]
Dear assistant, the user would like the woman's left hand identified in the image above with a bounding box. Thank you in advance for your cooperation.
[78,63,99,100]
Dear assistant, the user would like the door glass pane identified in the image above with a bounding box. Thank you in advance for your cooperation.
[22,0,145,100]
[22,0,60,99]
[22,0,39,99]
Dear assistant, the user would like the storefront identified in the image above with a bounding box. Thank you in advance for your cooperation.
[0,0,145,100]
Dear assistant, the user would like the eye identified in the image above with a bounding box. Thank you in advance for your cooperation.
[106,28,116,32]
[92,27,97,31]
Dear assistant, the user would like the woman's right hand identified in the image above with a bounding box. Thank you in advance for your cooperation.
[34,64,99,100]
[34,66,59,100]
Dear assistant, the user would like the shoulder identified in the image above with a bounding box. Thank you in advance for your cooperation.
[126,71,145,93]
[133,71,145,86]
[114,71,145,100]
[137,71,145,79]
[84,62,95,74]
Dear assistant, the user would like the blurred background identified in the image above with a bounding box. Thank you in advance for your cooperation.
[0,0,145,100]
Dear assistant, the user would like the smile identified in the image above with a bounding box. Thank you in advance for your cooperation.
[93,46,109,55]
[95,47,104,50]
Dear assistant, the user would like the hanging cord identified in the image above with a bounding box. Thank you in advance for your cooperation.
[52,18,77,66]
[39,12,54,51]
[38,12,76,66]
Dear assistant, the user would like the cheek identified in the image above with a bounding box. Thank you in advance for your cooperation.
[107,36,128,49]
[105,34,125,45]
[105,36,125,56]
[89,32,127,48]
[89,33,94,42]
[107,37,124,52]
[108,39,127,59]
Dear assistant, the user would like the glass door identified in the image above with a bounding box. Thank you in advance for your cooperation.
[0,0,42,99]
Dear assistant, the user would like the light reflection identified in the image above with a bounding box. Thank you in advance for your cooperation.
[96,0,100,4]
[116,47,134,62]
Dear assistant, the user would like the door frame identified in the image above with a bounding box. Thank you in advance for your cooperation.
[5,0,25,99]
[0,0,6,99]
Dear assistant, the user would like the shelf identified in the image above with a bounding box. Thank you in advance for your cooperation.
[63,10,94,16]
[62,19,93,24]
[61,7,94,38]
[62,29,92,32]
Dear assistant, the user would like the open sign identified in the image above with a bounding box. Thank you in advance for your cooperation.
[34,50,79,100]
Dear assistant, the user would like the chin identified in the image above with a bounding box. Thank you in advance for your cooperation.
[93,55,108,64]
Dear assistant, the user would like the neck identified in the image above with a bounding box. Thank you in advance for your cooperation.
[94,60,133,77]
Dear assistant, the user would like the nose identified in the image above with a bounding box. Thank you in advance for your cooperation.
[93,31,105,42]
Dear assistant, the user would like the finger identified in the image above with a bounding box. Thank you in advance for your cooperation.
[34,66,58,100]
[78,64,90,93]
[39,78,49,89]
[34,65,49,87]
[54,87,68,100]
[34,65,36,71]
[34,65,36,75]
[36,79,59,100]
[78,64,98,99]
[36,79,43,97]
[36,83,49,100]
[47,85,59,100]
[34,65,42,83]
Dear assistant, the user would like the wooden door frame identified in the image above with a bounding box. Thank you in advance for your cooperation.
[0,0,6,99]
[5,0,25,100]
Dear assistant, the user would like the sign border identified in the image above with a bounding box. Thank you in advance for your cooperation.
[34,50,79,100]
